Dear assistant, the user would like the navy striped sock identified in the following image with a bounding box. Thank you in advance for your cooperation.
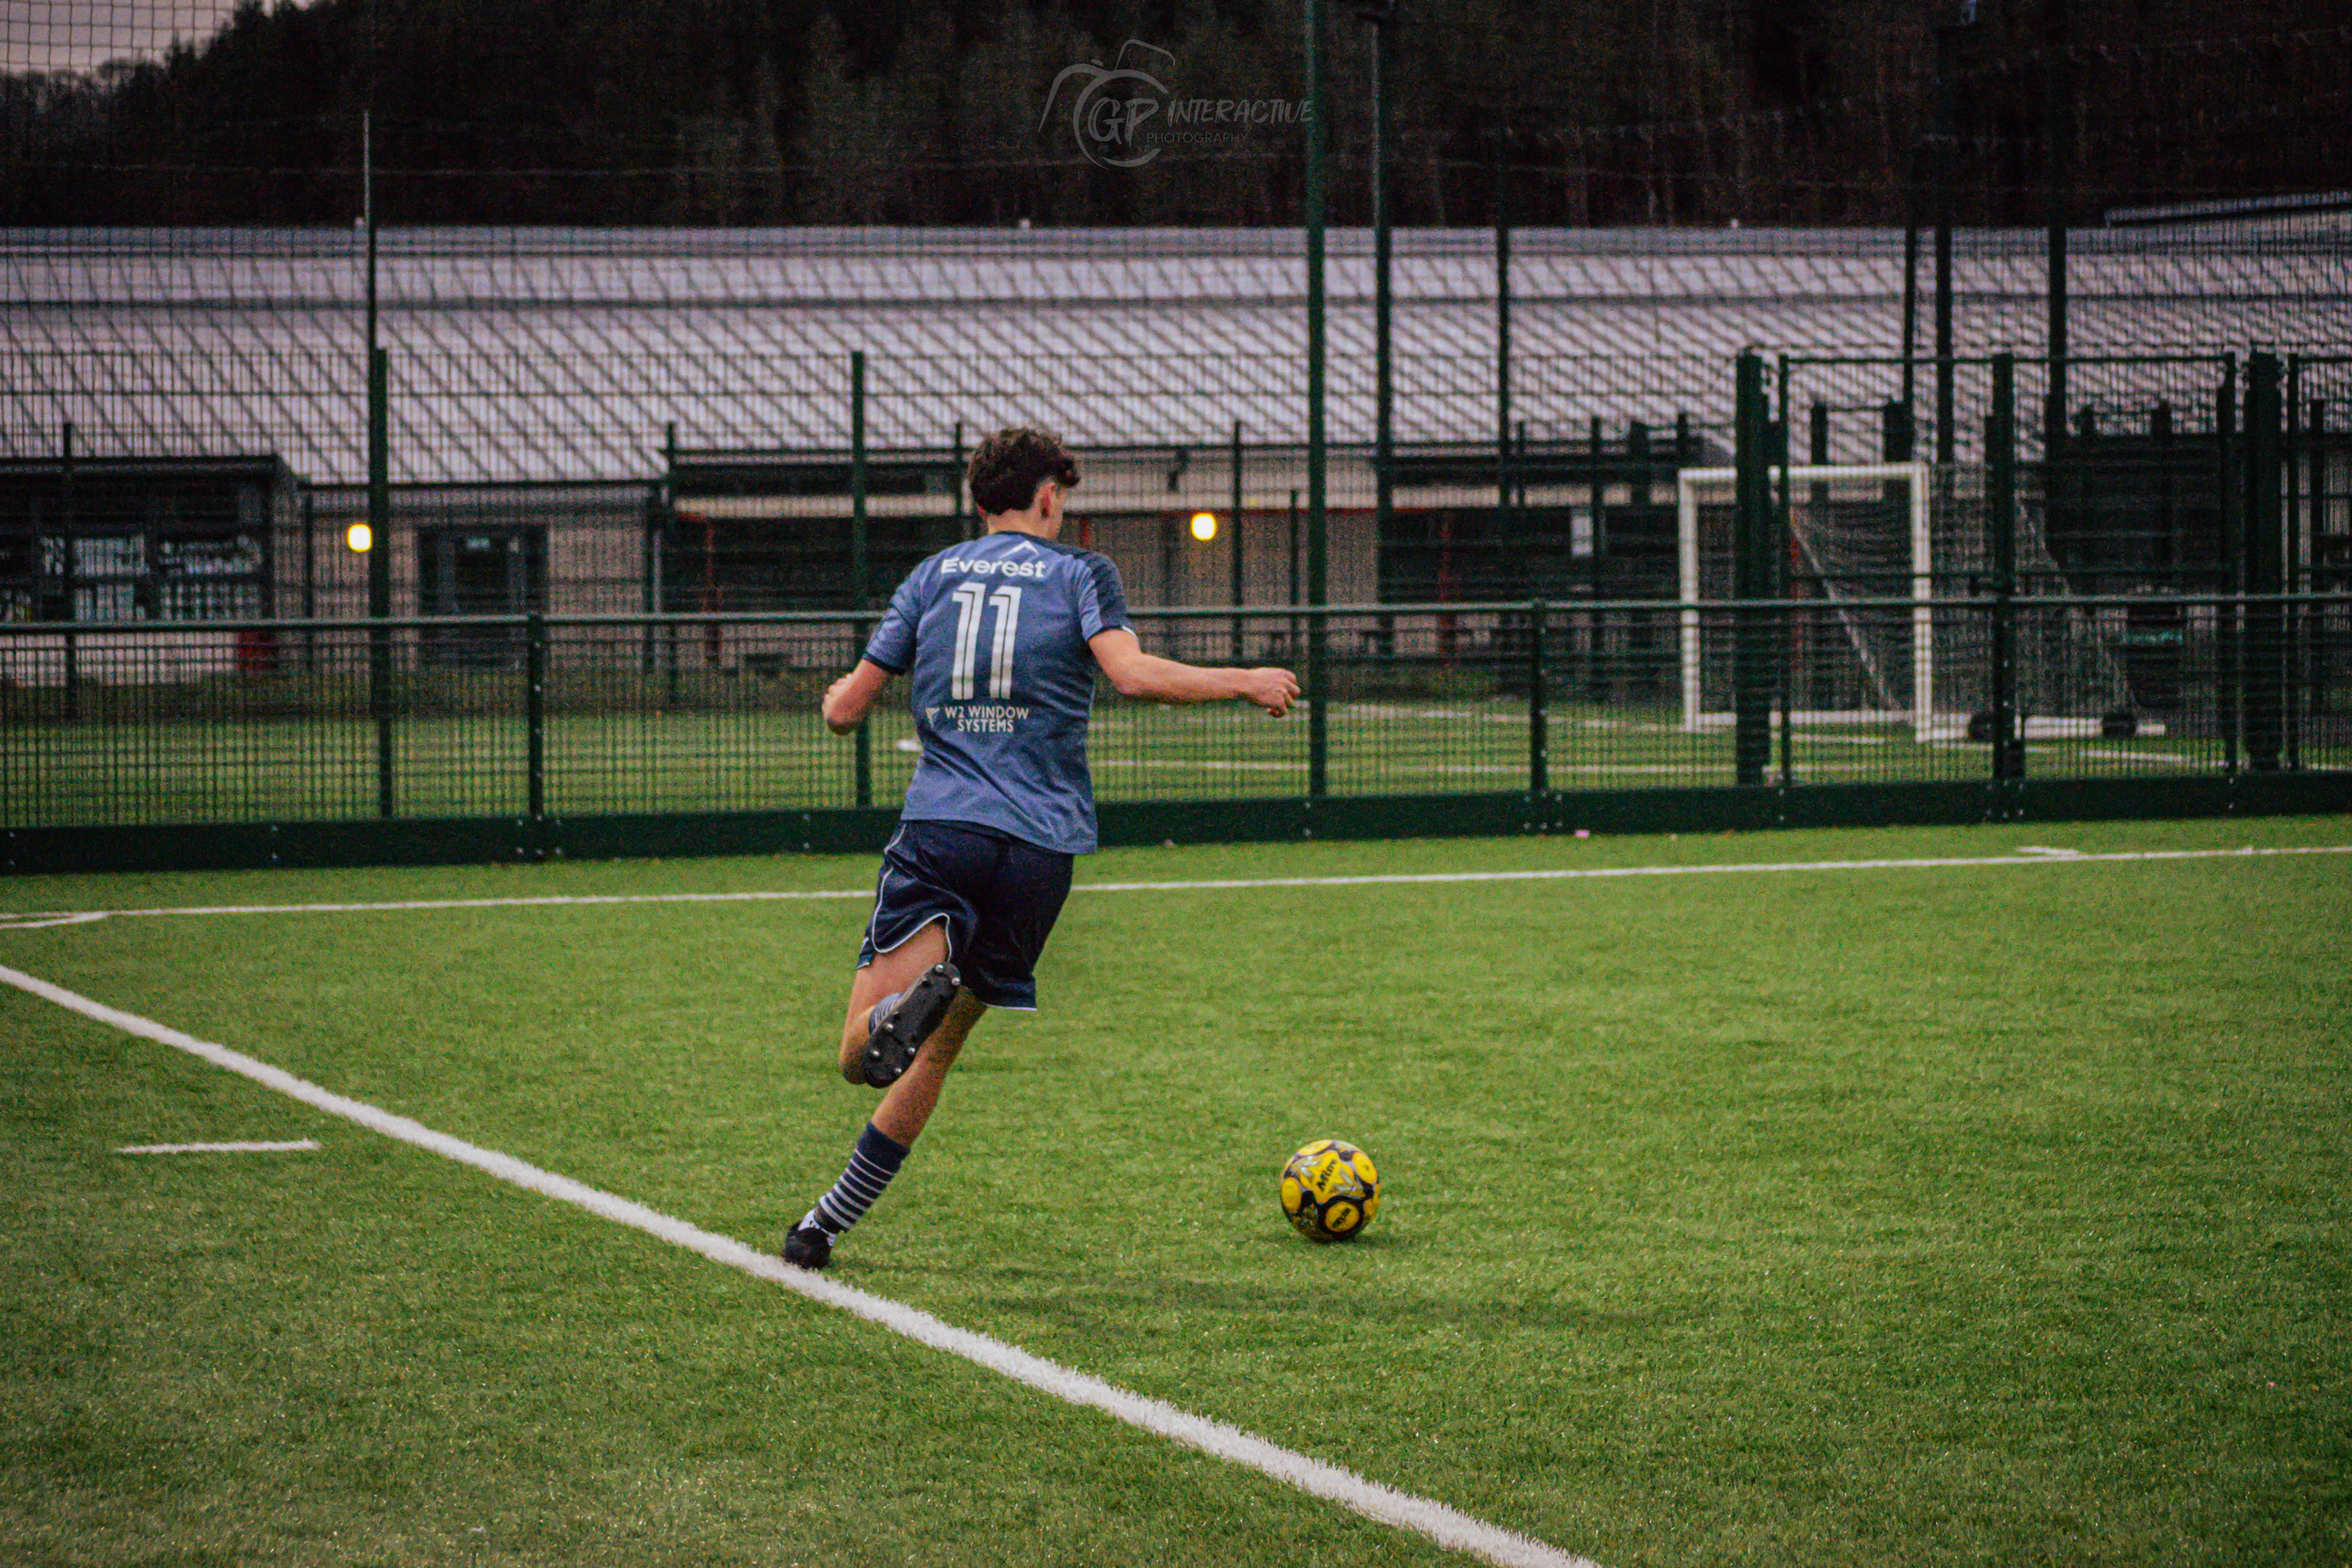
[804,1121,911,1237]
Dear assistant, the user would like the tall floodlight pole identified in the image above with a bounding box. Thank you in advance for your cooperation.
[1360,2,1396,580]
[1931,0,1980,466]
[364,109,376,369]
[1304,0,1329,799]
[2043,0,2072,462]
[364,106,385,602]
[1900,140,1919,431]
[363,107,394,818]
[1931,19,1957,465]
[1495,132,1511,539]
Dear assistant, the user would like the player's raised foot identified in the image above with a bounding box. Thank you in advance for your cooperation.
[781,1222,835,1271]
[862,961,961,1087]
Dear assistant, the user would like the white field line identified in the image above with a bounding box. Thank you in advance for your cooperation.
[3,843,2348,924]
[13,888,880,920]
[0,963,1597,1568]
[117,1139,321,1154]
[1072,844,2352,892]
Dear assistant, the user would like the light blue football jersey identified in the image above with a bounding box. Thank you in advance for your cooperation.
[863,531,1132,854]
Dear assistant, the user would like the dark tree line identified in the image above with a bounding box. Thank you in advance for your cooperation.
[3,0,2344,227]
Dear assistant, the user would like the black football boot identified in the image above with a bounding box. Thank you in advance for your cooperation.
[781,1222,835,1270]
[861,961,961,1088]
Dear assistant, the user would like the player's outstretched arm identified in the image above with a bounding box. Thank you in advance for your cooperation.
[1088,628,1298,717]
[821,659,896,735]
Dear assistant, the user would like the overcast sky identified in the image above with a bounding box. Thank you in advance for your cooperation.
[6,0,246,74]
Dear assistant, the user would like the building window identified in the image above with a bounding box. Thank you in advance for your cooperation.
[0,458,284,624]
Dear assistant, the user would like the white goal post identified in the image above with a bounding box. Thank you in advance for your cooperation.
[1677,462,1936,741]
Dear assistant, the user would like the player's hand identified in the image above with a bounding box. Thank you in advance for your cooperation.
[1238,667,1299,718]
[822,667,881,735]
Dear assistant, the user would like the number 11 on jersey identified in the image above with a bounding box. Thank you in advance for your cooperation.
[948,581,1023,701]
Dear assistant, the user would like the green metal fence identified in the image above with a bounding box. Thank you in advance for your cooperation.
[6,592,2344,873]
[8,332,2347,872]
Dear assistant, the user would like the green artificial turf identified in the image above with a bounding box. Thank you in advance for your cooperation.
[3,816,2348,1565]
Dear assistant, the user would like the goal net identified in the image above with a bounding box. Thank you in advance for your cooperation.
[1678,463,1937,740]
[1932,465,2136,731]
[1677,463,2136,743]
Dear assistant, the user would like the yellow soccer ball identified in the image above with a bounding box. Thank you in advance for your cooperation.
[1278,1138,1381,1243]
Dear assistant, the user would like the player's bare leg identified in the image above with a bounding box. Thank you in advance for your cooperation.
[872,990,986,1146]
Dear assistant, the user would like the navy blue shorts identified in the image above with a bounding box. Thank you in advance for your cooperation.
[857,820,1074,1010]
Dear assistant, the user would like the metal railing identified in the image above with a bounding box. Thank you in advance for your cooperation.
[4,595,2344,838]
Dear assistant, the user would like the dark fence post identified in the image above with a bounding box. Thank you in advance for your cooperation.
[1733,353,1772,785]
[850,352,869,608]
[649,420,675,673]
[1305,0,1329,803]
[1931,22,1957,465]
[660,423,680,703]
[850,351,873,808]
[526,610,548,819]
[640,486,662,676]
[1307,605,1328,800]
[663,610,681,711]
[1587,415,1605,699]
[1285,483,1304,726]
[369,345,394,819]
[1901,158,1920,421]
[1776,360,1795,786]
[1371,0,1395,608]
[1288,487,1301,637]
[2306,387,2332,730]
[1231,418,1246,659]
[300,487,319,673]
[1882,400,1914,463]
[59,421,79,722]
[1988,353,2022,781]
[1528,600,1548,796]
[2245,351,2285,771]
[2286,356,2305,769]
[1494,134,1512,544]
[852,615,874,810]
[2217,356,2241,770]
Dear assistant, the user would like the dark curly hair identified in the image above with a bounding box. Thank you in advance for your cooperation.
[966,426,1080,516]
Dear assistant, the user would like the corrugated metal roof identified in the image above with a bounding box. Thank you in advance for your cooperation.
[4,227,2344,483]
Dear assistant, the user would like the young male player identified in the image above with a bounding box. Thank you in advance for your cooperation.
[783,427,1298,1269]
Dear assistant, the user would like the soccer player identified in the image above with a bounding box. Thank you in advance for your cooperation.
[782,427,1298,1269]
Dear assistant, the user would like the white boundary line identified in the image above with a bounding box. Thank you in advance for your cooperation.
[1082,843,2352,893]
[117,1139,321,1154]
[0,962,1597,1568]
[2,843,2347,923]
